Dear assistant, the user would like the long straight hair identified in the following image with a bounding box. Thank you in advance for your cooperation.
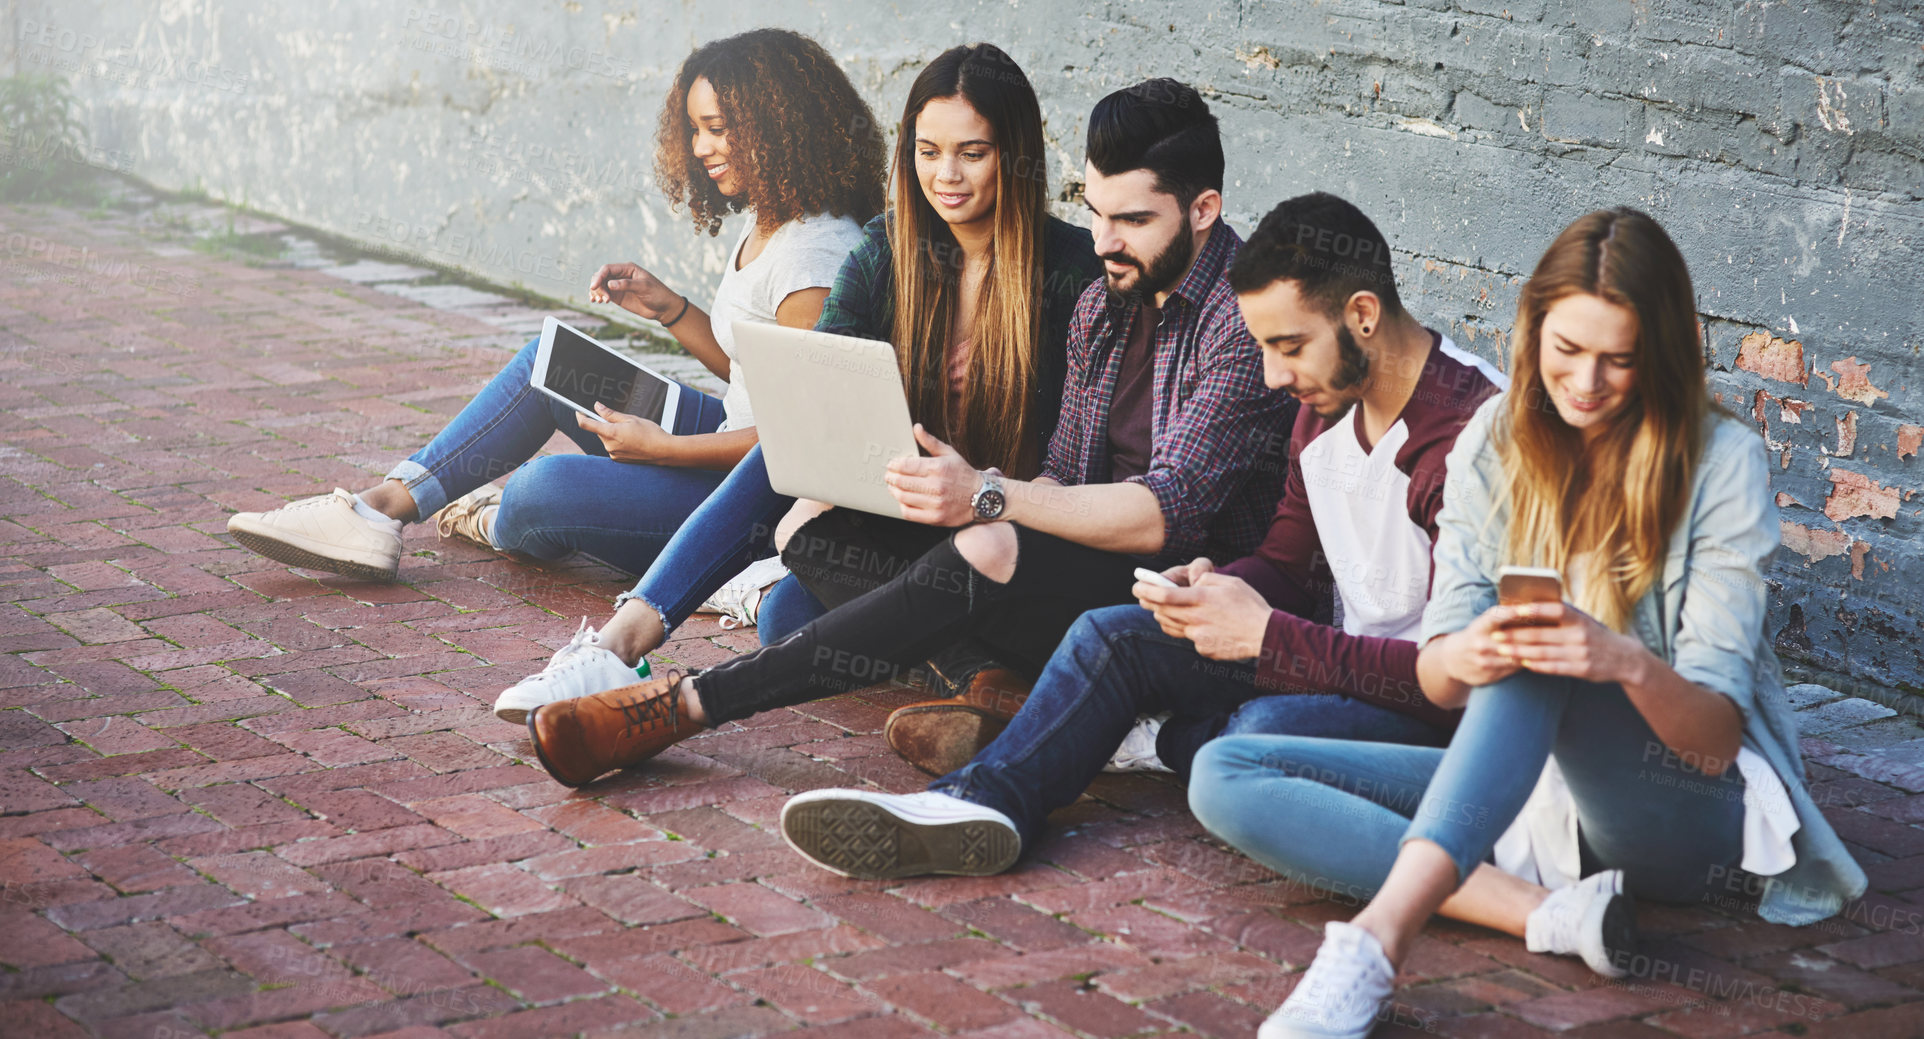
[1494,208,1711,631]
[889,44,1048,477]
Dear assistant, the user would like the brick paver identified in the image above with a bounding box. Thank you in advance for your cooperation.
[5,199,1924,1037]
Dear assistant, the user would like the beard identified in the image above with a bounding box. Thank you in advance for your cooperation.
[1101,225,1195,304]
[1331,323,1372,391]
[1306,323,1374,421]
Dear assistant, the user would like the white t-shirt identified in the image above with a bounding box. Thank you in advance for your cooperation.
[706,212,865,432]
[1297,334,1507,641]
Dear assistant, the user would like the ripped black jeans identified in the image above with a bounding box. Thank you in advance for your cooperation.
[693,517,1140,725]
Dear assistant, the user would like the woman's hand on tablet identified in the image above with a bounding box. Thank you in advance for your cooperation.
[577,402,673,463]
[588,262,678,320]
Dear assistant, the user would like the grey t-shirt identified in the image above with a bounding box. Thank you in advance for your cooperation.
[708,212,865,432]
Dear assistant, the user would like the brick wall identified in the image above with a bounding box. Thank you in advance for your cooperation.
[14,0,1922,692]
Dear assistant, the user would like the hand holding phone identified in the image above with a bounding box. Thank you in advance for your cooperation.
[1496,566,1563,626]
[1133,567,1180,589]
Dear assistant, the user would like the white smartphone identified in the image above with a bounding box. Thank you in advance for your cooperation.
[1133,566,1180,589]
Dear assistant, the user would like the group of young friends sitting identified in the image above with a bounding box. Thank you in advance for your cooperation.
[224,29,1866,1039]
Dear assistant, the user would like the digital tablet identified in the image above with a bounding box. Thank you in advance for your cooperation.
[731,321,919,518]
[531,316,681,430]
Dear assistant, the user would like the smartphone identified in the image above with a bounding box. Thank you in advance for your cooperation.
[1133,566,1180,589]
[1496,566,1563,626]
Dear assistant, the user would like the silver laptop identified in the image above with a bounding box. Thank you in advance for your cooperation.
[730,322,920,517]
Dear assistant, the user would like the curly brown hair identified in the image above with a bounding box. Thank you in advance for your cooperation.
[655,29,886,237]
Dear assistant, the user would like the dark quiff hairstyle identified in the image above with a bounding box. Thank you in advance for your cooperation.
[1085,78,1224,206]
[655,29,887,236]
[1228,191,1404,318]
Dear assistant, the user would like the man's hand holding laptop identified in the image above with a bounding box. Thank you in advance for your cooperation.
[885,424,993,526]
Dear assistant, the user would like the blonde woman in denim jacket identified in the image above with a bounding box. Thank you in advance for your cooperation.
[1187,209,1866,1039]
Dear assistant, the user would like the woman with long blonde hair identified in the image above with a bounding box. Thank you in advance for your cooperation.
[1187,208,1865,1039]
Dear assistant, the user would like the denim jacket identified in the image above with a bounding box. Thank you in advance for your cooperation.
[1421,396,1866,926]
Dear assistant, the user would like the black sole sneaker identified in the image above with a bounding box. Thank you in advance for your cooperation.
[1597,889,1639,977]
[780,789,1021,879]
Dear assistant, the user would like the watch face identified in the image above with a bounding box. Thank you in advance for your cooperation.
[975,489,1006,519]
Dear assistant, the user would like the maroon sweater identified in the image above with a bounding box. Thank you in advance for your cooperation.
[1216,333,1503,729]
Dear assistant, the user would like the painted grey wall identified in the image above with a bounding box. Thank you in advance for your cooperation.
[9,0,1922,691]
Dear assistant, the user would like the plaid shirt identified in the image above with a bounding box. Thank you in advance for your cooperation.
[1040,222,1294,565]
[815,213,1102,459]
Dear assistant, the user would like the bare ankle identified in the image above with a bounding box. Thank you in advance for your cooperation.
[360,479,419,523]
[600,630,644,668]
[680,677,708,728]
[603,604,664,667]
[1351,913,1407,966]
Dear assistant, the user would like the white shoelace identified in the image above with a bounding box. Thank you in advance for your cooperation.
[702,557,788,629]
[526,620,607,685]
[1287,923,1393,1029]
[713,585,765,630]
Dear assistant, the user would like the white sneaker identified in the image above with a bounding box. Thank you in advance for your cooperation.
[1260,921,1396,1039]
[697,555,788,630]
[1103,713,1173,773]
[780,789,1021,879]
[1526,868,1636,978]
[227,488,403,582]
[492,619,642,723]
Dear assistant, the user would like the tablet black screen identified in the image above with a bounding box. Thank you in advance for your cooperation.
[544,325,670,422]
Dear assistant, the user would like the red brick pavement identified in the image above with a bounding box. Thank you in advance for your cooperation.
[4,202,1924,1037]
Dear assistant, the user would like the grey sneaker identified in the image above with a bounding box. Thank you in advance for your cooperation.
[1103,713,1173,773]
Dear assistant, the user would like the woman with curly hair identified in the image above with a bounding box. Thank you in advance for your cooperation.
[226,28,885,585]
[488,42,1105,727]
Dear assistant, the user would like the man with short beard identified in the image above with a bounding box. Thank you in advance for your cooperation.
[520,79,1293,791]
[781,192,1508,879]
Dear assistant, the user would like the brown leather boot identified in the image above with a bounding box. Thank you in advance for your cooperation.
[884,668,1033,777]
[527,669,702,787]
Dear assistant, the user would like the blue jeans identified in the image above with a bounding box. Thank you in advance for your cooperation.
[931,605,1449,848]
[614,444,819,641]
[1188,670,1748,905]
[757,575,826,645]
[386,338,727,575]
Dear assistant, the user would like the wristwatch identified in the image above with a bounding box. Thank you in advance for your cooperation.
[970,468,1007,522]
